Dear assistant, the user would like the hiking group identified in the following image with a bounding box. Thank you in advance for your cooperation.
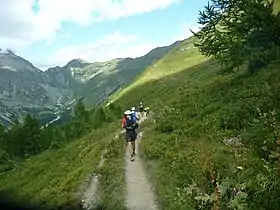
[121,102,150,161]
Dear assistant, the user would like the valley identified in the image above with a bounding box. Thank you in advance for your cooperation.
[0,41,180,127]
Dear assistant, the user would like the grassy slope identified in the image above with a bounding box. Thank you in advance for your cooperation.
[0,122,119,209]
[75,41,181,108]
[112,34,280,210]
[96,132,126,210]
[272,0,280,11]
[109,36,209,106]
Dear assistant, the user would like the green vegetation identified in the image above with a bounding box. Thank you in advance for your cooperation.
[0,100,122,209]
[111,0,280,209]
[0,99,118,161]
[95,132,126,210]
[74,42,181,108]
[0,123,118,209]
[109,36,206,105]
[272,0,280,10]
[193,0,280,72]
[137,61,280,209]
[2,0,280,209]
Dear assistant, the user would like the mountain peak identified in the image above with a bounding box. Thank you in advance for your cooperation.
[64,58,90,69]
[0,48,17,58]
[67,58,88,65]
[73,58,88,63]
[0,48,41,73]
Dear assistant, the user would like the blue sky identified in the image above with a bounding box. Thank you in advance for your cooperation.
[0,0,209,69]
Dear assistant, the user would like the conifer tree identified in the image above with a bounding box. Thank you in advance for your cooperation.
[192,0,280,72]
[0,124,4,148]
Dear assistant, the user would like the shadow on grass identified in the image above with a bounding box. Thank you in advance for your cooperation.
[114,58,220,108]
[115,57,280,111]
[0,189,83,210]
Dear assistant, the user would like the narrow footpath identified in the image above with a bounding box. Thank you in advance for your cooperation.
[82,113,158,210]
[125,114,158,210]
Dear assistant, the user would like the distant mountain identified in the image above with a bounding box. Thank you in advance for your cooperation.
[0,50,71,107]
[73,41,183,106]
[0,40,182,126]
[0,50,73,126]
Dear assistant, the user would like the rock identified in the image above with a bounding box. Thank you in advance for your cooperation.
[223,137,242,146]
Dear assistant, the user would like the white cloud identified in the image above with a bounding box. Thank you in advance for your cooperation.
[0,0,199,70]
[0,0,180,48]
[37,31,157,69]
[37,22,198,70]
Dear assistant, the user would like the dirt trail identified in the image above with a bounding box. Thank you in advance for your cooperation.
[82,133,119,209]
[82,150,105,209]
[125,114,158,210]
[82,112,158,210]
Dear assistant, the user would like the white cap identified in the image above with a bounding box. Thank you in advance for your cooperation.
[131,107,136,111]
[124,110,132,115]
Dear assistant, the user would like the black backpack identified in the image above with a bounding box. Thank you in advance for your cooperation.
[125,115,136,131]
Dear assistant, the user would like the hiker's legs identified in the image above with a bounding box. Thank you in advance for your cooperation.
[128,142,133,156]
[125,132,132,155]
[131,140,135,155]
[126,139,135,161]
[131,131,137,155]
[125,130,137,161]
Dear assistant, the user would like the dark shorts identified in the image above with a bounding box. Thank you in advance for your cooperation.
[139,107,144,112]
[125,131,137,142]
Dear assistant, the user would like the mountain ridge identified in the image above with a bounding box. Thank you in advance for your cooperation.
[0,40,182,126]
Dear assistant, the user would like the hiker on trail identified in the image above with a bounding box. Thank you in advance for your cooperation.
[139,102,144,117]
[122,110,139,161]
[144,107,150,117]
[131,107,139,121]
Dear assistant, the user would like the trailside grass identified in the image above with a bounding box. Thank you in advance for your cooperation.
[113,35,280,209]
[95,132,127,210]
[0,122,119,209]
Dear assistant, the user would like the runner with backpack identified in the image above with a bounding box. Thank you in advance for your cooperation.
[121,110,139,161]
